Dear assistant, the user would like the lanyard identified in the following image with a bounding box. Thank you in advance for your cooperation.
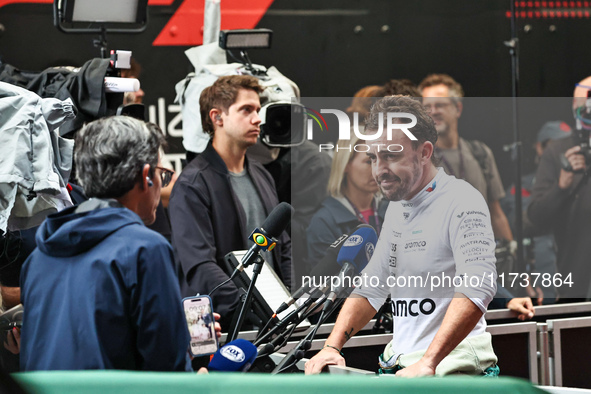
[344,196,381,236]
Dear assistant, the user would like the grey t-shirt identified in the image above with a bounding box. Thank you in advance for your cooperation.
[229,169,274,266]
[435,138,505,204]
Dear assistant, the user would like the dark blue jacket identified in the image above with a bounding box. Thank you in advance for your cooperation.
[20,203,191,371]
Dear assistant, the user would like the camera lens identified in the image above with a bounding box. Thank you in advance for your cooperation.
[261,104,306,146]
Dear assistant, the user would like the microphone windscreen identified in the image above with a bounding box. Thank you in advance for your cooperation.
[336,224,377,273]
[208,339,258,372]
[261,202,294,238]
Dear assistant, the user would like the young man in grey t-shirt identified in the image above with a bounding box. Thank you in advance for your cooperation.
[169,76,291,329]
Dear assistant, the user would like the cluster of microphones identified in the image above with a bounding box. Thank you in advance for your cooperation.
[208,202,378,373]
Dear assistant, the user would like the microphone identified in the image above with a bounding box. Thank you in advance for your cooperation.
[235,202,294,272]
[104,77,140,93]
[272,226,377,374]
[322,225,377,313]
[208,339,258,372]
[226,202,294,343]
[274,233,349,315]
[253,286,326,349]
[258,343,275,358]
[271,340,311,374]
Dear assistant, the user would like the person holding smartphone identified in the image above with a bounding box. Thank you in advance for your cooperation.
[20,117,198,371]
[183,296,219,357]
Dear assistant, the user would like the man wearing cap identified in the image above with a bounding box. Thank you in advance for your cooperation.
[528,78,591,301]
[500,121,572,304]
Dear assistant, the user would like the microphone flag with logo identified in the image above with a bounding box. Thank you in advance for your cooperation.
[208,339,258,372]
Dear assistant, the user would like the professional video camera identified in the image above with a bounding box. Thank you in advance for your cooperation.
[53,0,146,121]
[217,29,306,148]
[176,29,306,155]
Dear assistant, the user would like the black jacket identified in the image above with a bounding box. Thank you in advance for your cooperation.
[528,134,591,299]
[169,142,292,326]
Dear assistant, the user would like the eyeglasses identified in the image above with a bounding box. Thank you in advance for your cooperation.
[423,101,453,112]
[155,166,175,188]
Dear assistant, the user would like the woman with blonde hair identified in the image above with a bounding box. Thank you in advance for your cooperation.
[306,135,387,264]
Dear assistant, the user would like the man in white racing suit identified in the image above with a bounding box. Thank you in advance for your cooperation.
[305,95,497,377]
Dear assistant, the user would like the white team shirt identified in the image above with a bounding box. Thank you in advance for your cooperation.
[354,168,497,354]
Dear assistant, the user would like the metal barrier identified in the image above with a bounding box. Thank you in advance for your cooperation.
[221,302,591,343]
[276,323,540,380]
[485,302,591,321]
[546,316,591,388]
[486,322,539,383]
[537,323,552,386]
[225,301,591,386]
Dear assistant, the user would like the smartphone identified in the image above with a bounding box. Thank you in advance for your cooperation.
[182,295,218,357]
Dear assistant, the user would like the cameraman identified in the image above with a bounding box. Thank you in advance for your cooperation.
[528,77,591,301]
